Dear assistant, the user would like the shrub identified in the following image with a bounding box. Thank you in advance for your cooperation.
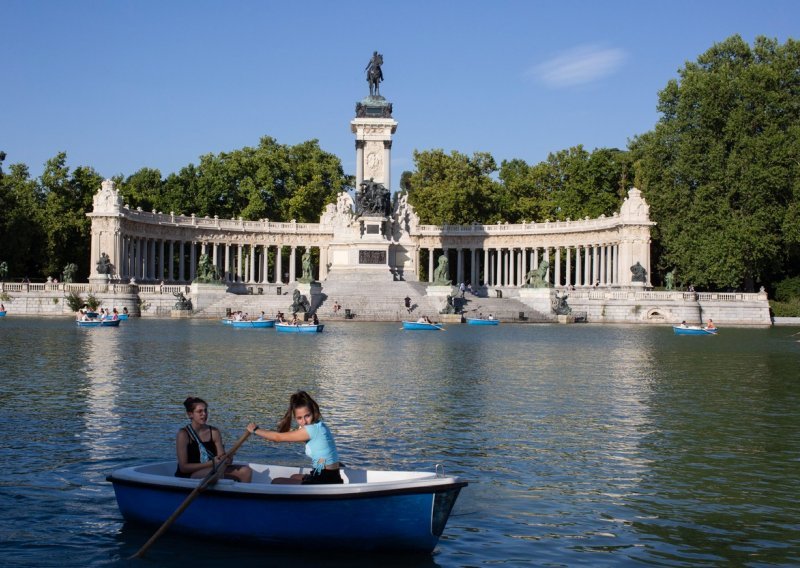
[770,299,800,317]
[85,294,102,311]
[66,291,83,312]
[774,276,800,302]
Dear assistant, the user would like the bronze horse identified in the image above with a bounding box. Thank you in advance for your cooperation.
[366,52,383,97]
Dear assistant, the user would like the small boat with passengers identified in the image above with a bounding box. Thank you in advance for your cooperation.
[108,461,466,552]
[465,317,499,326]
[231,319,276,329]
[275,322,324,333]
[402,320,444,331]
[672,325,718,335]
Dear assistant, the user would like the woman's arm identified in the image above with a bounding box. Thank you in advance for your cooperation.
[247,422,309,443]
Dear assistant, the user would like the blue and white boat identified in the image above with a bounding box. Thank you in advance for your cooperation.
[465,317,499,326]
[100,319,121,327]
[221,318,233,325]
[118,313,129,320]
[275,322,324,333]
[108,461,466,552]
[672,325,718,335]
[231,319,276,329]
[76,319,102,327]
[0,311,6,317]
[402,321,444,331]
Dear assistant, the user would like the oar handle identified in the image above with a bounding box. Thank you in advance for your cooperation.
[129,429,252,559]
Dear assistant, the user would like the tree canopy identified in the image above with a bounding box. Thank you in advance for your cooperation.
[631,35,800,290]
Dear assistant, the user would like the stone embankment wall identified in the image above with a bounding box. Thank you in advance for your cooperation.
[1,282,772,325]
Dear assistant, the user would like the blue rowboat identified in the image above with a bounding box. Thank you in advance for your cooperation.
[275,322,324,333]
[672,325,718,335]
[402,321,443,331]
[100,319,121,327]
[76,320,102,327]
[232,319,276,329]
[108,461,466,552]
[118,313,129,320]
[0,311,6,317]
[221,318,233,325]
[465,317,499,326]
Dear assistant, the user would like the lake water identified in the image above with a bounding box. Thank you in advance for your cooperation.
[1,317,799,567]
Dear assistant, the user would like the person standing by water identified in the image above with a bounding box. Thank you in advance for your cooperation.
[175,397,252,482]
[247,391,342,485]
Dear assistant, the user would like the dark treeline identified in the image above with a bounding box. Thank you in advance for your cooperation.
[1,35,798,298]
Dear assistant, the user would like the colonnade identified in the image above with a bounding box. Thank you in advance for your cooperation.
[422,243,621,287]
[118,237,329,284]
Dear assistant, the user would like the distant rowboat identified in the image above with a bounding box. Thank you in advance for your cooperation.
[275,322,324,333]
[0,311,6,317]
[232,319,276,329]
[465,317,499,326]
[672,325,718,335]
[402,321,444,331]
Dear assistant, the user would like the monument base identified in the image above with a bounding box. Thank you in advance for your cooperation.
[190,282,228,311]
[171,309,192,318]
[296,281,322,311]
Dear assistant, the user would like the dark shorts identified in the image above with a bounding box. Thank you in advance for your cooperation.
[301,468,343,485]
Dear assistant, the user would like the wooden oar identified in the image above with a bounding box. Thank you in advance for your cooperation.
[129,429,252,559]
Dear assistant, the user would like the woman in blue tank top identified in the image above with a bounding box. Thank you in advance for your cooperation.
[248,391,342,485]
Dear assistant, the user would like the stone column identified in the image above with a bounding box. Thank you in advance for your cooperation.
[289,247,296,282]
[149,239,156,280]
[600,244,607,286]
[179,241,185,282]
[189,242,196,281]
[483,249,489,286]
[236,244,243,282]
[495,249,502,287]
[592,245,599,286]
[276,246,283,284]
[249,244,256,283]
[167,241,174,282]
[555,247,562,287]
[320,246,328,280]
[545,248,552,284]
[383,140,392,191]
[575,246,581,287]
[428,248,434,283]
[520,247,527,287]
[566,247,572,287]
[456,248,463,284]
[158,240,165,281]
[355,140,365,189]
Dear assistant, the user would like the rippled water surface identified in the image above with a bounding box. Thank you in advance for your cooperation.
[1,317,799,566]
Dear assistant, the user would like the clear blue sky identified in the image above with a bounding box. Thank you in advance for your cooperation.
[3,1,797,192]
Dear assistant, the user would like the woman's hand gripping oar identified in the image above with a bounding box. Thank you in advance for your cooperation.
[128,429,252,560]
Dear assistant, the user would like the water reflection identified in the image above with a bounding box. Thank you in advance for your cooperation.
[80,326,124,461]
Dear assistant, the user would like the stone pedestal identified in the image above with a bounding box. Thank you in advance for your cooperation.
[89,274,110,292]
[190,282,228,311]
[296,281,322,311]
[170,309,192,318]
[519,287,554,315]
[439,314,463,324]
[427,284,456,312]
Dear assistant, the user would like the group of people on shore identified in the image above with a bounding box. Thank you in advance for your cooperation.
[176,391,341,485]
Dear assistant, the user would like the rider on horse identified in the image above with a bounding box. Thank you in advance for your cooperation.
[365,51,384,97]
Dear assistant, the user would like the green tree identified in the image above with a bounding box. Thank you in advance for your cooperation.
[0,159,46,278]
[39,153,102,278]
[407,149,499,224]
[631,35,800,290]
